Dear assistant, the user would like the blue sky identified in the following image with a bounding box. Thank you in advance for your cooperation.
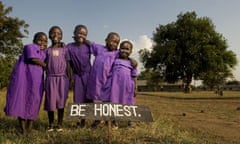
[2,0,240,81]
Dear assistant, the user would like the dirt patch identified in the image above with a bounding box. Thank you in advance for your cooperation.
[137,94,240,144]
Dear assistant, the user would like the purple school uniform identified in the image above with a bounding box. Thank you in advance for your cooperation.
[108,59,137,105]
[4,44,46,120]
[67,43,91,103]
[86,43,118,102]
[44,47,69,111]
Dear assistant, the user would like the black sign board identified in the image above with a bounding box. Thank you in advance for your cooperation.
[66,103,153,122]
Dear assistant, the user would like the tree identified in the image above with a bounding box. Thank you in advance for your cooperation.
[138,69,163,91]
[139,11,237,93]
[0,1,29,88]
[225,80,240,85]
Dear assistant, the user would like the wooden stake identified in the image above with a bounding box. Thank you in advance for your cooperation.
[108,120,112,144]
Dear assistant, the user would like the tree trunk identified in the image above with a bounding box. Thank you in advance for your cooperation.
[184,75,192,93]
[184,82,192,93]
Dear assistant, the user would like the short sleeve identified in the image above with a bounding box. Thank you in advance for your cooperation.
[131,67,138,77]
[24,44,40,59]
[65,47,70,61]
[90,42,104,56]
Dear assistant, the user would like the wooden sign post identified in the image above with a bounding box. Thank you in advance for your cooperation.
[66,103,153,144]
[67,103,153,122]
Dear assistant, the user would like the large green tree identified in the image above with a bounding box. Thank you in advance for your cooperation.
[0,1,29,88]
[139,11,237,92]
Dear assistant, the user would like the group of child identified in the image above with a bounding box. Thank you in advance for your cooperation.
[4,24,138,135]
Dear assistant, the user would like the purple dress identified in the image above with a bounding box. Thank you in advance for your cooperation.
[108,59,137,105]
[86,43,118,102]
[4,44,46,120]
[67,43,91,103]
[44,47,69,111]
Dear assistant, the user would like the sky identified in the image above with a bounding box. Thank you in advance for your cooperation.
[2,0,240,81]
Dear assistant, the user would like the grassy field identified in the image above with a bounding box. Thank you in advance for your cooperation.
[0,90,240,144]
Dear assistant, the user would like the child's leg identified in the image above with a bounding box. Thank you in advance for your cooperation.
[127,121,132,126]
[91,100,105,128]
[112,120,118,130]
[56,108,64,132]
[18,117,26,134]
[91,120,100,128]
[91,119,105,128]
[127,121,135,128]
[80,119,86,128]
[27,119,33,133]
[57,108,64,126]
[77,119,86,128]
[47,111,54,131]
[112,120,118,126]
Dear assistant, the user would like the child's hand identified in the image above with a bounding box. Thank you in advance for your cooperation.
[129,58,138,68]
[134,90,137,97]
[42,63,47,70]
[60,42,66,47]
[70,79,74,89]
[84,39,91,46]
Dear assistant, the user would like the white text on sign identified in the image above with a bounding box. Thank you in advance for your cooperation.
[70,103,140,117]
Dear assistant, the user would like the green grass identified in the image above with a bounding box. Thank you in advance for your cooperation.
[138,91,240,99]
[1,90,240,144]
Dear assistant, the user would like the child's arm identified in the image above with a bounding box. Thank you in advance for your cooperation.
[65,47,73,87]
[129,58,138,69]
[131,64,138,97]
[30,58,46,68]
[60,42,66,47]
[84,39,91,46]
[84,40,103,56]
[67,61,74,88]
[134,77,137,97]
[66,61,72,78]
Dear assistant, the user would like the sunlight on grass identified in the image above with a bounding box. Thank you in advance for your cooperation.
[138,91,240,99]
[1,89,240,143]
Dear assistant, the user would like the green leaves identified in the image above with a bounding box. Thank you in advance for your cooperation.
[139,11,237,90]
[0,1,28,88]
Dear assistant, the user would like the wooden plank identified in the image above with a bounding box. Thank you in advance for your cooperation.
[66,103,153,122]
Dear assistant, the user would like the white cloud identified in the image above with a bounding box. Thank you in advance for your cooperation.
[123,35,153,72]
[103,25,109,28]
[134,35,153,50]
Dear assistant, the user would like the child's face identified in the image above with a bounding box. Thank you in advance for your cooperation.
[49,28,62,44]
[105,34,120,51]
[119,42,132,59]
[35,35,48,50]
[74,27,87,44]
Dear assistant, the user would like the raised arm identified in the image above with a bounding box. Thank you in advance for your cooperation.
[30,58,46,68]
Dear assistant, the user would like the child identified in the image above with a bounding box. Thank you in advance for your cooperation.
[4,32,48,135]
[87,32,120,103]
[66,24,91,127]
[107,40,138,128]
[87,32,120,128]
[44,26,69,132]
[110,40,137,104]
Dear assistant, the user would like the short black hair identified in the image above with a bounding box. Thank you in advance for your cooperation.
[106,32,120,39]
[49,26,62,36]
[33,32,47,43]
[120,40,133,49]
[74,24,88,34]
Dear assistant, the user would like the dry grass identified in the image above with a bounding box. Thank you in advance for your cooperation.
[139,91,240,99]
[0,90,240,144]
[137,91,240,144]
